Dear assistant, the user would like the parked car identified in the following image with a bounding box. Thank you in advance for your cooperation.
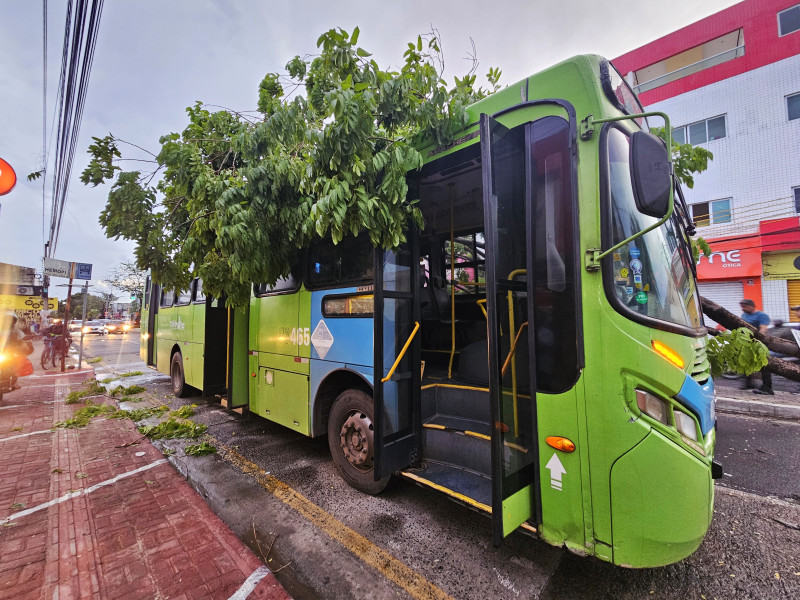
[81,321,108,335]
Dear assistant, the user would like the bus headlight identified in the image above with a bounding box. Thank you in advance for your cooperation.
[674,410,698,442]
[636,389,668,425]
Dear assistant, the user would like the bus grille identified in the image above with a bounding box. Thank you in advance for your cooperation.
[691,338,711,384]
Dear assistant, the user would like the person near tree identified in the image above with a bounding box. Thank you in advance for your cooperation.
[739,299,773,395]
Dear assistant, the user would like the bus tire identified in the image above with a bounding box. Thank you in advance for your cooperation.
[170,352,188,398]
[328,389,389,495]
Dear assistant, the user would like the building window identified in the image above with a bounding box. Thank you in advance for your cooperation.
[789,93,800,121]
[673,115,726,146]
[627,29,744,94]
[779,4,800,36]
[691,198,732,227]
[794,187,800,213]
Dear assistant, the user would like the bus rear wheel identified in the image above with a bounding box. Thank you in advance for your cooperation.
[328,389,389,495]
[170,352,188,398]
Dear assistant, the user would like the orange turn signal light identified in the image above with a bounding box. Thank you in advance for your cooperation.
[651,340,685,369]
[546,436,575,453]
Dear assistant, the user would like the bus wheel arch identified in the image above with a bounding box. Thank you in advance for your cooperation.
[170,348,188,398]
[327,388,389,495]
[312,369,372,437]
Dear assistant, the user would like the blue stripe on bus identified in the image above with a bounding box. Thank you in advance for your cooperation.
[676,375,715,435]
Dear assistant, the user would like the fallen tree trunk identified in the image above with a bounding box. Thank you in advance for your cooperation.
[700,296,800,381]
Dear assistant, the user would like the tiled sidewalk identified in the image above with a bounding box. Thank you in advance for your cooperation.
[0,372,290,600]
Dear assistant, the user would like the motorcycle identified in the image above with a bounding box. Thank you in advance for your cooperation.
[0,313,34,400]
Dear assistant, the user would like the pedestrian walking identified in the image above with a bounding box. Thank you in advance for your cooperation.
[740,299,773,395]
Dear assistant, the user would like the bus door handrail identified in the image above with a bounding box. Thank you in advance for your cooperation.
[506,269,527,438]
[381,321,420,383]
[501,322,529,377]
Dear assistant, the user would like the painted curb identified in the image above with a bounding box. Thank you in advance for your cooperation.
[716,396,800,420]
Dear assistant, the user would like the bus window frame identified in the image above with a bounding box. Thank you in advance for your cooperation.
[144,276,151,310]
[304,237,375,291]
[253,274,301,298]
[160,289,176,308]
[321,292,374,318]
[600,60,647,129]
[444,228,486,298]
[192,278,206,304]
[599,122,705,338]
[175,287,192,306]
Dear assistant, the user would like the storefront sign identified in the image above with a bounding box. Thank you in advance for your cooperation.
[696,246,762,280]
[762,252,800,280]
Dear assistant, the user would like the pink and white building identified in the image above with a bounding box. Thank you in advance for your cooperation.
[614,0,800,322]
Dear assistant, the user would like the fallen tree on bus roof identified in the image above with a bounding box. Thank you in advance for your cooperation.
[81,27,501,307]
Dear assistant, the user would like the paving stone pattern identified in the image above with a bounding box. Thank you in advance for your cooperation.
[0,373,289,600]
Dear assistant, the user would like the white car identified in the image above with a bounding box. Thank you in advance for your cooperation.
[80,321,108,335]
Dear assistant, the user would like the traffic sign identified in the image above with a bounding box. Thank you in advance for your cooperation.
[43,258,93,280]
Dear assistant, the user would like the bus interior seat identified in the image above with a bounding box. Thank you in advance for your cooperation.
[456,336,531,393]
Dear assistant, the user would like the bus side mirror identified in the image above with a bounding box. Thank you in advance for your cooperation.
[630,131,671,219]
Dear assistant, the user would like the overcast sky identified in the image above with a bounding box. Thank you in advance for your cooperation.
[0,0,741,298]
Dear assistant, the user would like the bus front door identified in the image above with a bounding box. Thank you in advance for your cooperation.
[481,114,542,545]
[373,232,421,480]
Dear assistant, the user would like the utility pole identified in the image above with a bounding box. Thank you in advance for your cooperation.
[61,277,73,372]
[78,281,89,369]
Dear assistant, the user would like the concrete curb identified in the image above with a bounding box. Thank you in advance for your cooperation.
[716,396,800,420]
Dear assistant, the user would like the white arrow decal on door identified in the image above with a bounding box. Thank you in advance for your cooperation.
[545,453,566,491]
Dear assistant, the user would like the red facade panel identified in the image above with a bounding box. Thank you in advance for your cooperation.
[613,0,800,104]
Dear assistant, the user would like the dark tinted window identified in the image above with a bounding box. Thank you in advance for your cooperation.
[254,274,299,296]
[308,237,374,289]
[779,5,800,36]
[789,93,800,121]
[144,277,151,309]
[176,289,192,305]
[193,279,206,303]
[529,116,579,392]
[161,290,175,307]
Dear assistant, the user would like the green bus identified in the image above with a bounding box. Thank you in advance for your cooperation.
[141,55,719,568]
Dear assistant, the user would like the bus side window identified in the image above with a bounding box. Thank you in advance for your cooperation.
[144,277,151,310]
[161,290,175,308]
[176,289,192,306]
[193,279,206,303]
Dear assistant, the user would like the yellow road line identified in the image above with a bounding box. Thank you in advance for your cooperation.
[216,442,455,600]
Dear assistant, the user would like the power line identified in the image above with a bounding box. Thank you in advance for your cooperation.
[45,0,105,258]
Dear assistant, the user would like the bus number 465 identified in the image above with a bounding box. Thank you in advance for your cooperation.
[290,327,310,346]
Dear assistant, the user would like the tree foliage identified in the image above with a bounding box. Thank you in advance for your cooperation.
[105,260,147,301]
[83,28,500,306]
[706,328,769,376]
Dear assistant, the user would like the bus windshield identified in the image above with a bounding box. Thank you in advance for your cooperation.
[606,127,703,331]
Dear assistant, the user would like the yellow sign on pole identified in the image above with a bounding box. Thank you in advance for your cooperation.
[0,295,57,311]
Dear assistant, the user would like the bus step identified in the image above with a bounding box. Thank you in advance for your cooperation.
[421,384,490,424]
[421,421,491,476]
[400,460,492,515]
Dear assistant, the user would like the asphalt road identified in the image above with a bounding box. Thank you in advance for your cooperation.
[79,333,800,600]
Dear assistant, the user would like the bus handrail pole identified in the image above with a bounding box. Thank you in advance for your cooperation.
[506,269,526,438]
[381,321,420,383]
[448,190,456,379]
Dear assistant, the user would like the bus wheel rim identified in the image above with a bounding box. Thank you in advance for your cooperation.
[339,411,374,471]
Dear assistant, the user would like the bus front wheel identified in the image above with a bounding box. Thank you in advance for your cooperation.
[170,352,188,398]
[328,389,389,495]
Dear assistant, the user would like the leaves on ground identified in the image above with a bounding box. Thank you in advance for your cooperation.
[120,371,143,377]
[86,357,103,364]
[54,402,117,429]
[170,404,197,419]
[108,404,169,422]
[185,441,216,456]
[139,418,207,440]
